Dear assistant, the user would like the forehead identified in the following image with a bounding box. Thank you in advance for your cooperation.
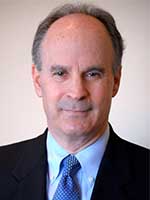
[41,13,114,68]
[42,13,111,45]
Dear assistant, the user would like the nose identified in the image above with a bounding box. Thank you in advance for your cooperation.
[67,76,89,100]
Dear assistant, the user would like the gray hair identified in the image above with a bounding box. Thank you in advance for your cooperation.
[32,3,124,73]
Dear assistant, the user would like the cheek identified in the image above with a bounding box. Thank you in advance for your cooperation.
[41,82,66,112]
[90,82,113,108]
[43,89,59,107]
[41,77,60,99]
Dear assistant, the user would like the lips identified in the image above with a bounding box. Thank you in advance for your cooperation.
[62,109,90,119]
[62,108,91,112]
[57,99,92,112]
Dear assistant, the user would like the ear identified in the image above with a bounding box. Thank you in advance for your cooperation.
[32,64,42,97]
[112,67,122,97]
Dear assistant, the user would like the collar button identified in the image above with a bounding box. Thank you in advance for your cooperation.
[88,176,94,184]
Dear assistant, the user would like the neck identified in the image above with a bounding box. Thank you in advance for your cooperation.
[49,124,108,153]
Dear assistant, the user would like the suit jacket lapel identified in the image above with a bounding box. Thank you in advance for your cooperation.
[91,126,132,200]
[12,129,48,200]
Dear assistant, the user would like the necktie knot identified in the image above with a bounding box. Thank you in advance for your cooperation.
[63,155,81,176]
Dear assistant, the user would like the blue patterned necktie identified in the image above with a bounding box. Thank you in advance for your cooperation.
[52,155,81,200]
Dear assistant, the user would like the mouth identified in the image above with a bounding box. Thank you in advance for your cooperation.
[57,100,92,113]
[62,107,92,112]
[61,108,92,116]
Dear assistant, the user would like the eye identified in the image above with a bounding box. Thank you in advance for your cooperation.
[85,70,104,80]
[51,68,68,81]
[87,71,99,77]
[53,70,66,76]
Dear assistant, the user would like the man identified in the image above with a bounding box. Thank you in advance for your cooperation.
[0,3,149,200]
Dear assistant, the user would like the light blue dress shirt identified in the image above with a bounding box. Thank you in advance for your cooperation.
[46,126,110,200]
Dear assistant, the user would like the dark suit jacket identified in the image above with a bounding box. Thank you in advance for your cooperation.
[0,126,149,200]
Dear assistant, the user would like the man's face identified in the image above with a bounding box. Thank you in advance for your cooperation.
[32,14,121,145]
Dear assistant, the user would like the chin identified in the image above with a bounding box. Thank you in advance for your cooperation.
[62,124,90,137]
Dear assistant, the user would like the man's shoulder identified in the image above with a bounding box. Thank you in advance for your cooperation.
[0,130,48,199]
[94,127,149,200]
[108,126,149,168]
[108,128,149,184]
[110,125,149,153]
[0,131,46,151]
[0,129,47,170]
[115,133,149,158]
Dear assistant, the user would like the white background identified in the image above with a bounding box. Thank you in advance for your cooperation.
[0,0,149,148]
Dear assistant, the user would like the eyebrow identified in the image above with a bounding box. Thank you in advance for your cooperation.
[85,65,105,73]
[49,64,105,73]
[50,65,70,72]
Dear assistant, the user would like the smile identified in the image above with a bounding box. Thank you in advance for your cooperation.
[61,109,91,117]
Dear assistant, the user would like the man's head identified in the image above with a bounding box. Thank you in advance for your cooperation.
[32,4,124,74]
[32,3,123,152]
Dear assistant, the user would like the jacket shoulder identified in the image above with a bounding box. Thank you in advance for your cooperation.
[115,133,149,160]
[0,132,47,171]
[93,127,149,200]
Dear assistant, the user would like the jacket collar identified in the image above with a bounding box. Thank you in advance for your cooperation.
[91,125,133,199]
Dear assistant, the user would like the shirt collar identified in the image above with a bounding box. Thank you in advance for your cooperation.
[76,126,110,182]
[46,125,110,183]
[46,133,69,182]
